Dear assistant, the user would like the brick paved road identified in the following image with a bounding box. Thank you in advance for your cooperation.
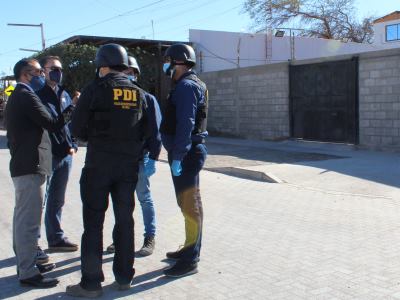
[0,131,400,299]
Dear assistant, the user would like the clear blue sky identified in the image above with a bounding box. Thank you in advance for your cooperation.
[0,0,397,75]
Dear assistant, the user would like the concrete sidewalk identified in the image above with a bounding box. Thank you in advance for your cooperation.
[0,131,400,299]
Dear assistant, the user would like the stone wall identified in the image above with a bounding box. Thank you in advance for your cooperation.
[201,63,290,140]
[199,48,400,150]
[359,50,400,150]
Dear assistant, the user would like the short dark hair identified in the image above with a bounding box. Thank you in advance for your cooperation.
[13,58,38,80]
[39,55,61,67]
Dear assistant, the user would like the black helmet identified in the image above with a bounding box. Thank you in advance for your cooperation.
[95,43,128,69]
[164,43,196,67]
[128,56,140,74]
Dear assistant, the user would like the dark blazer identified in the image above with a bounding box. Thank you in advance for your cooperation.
[5,83,65,177]
[36,85,78,158]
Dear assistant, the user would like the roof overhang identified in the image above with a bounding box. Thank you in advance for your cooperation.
[373,11,400,24]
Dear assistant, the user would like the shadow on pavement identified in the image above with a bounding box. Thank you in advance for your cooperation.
[35,292,67,299]
[0,132,7,150]
[0,256,16,268]
[0,256,114,299]
[205,139,400,189]
[33,269,178,300]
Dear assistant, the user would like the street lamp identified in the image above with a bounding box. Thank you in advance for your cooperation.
[7,23,45,52]
[275,27,304,61]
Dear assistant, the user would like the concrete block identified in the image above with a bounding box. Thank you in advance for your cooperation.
[374,111,387,120]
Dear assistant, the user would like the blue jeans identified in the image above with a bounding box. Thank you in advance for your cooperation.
[44,154,72,245]
[136,156,156,238]
[168,143,207,264]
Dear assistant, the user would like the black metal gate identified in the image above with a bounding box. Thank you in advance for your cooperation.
[289,58,358,144]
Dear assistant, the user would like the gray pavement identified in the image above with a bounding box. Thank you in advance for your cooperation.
[0,129,400,299]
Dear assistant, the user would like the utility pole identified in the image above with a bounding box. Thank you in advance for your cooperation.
[7,23,45,51]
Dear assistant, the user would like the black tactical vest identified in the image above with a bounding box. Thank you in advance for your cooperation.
[161,74,208,136]
[87,76,148,157]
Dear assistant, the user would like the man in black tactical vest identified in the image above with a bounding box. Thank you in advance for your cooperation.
[160,43,208,278]
[67,43,160,297]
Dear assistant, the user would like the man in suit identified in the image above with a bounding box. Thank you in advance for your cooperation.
[5,58,73,288]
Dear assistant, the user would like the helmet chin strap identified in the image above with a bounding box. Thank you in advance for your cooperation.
[169,62,190,79]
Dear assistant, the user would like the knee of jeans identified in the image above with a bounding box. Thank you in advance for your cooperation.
[137,191,152,203]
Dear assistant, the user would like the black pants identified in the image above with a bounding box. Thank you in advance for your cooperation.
[168,143,207,264]
[79,158,138,291]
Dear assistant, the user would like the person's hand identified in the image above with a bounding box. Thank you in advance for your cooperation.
[144,159,156,177]
[62,104,75,123]
[72,91,81,105]
[171,160,182,176]
[69,148,77,156]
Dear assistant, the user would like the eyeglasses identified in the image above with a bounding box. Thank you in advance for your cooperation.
[44,66,63,72]
[27,68,45,76]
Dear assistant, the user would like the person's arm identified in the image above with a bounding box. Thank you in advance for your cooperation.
[171,82,198,161]
[23,90,66,132]
[70,84,93,141]
[143,94,162,160]
[62,91,79,152]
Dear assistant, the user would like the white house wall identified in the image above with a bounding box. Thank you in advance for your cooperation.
[190,29,382,72]
[373,20,400,48]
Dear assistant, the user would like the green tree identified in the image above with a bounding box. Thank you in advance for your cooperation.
[34,43,160,96]
[243,0,375,43]
[34,43,98,94]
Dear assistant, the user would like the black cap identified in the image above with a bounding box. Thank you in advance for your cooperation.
[164,43,196,67]
[128,56,140,74]
[95,43,129,69]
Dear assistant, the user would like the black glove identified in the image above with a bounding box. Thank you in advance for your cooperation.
[62,104,75,123]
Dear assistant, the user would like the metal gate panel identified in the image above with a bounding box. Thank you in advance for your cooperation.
[289,59,358,144]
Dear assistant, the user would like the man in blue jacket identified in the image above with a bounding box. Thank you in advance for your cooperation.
[36,56,79,253]
[106,56,161,257]
[160,43,208,278]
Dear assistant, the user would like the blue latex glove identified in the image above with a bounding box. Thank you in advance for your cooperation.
[144,158,156,177]
[171,160,182,176]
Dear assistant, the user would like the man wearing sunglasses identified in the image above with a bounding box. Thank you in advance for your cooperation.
[36,56,79,254]
[5,58,74,288]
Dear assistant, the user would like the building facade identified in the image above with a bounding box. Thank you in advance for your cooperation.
[373,11,400,49]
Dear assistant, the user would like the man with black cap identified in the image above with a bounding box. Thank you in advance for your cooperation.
[66,44,161,297]
[106,55,161,257]
[161,43,208,278]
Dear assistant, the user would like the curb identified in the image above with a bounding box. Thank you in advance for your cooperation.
[159,159,283,183]
[207,167,283,183]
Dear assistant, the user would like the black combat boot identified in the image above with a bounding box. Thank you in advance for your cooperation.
[137,236,155,256]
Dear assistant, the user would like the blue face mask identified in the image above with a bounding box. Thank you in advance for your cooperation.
[49,69,63,84]
[163,63,170,74]
[163,62,175,78]
[29,75,46,91]
[127,75,137,82]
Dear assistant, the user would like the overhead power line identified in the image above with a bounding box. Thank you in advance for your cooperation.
[146,4,241,37]
[0,0,168,57]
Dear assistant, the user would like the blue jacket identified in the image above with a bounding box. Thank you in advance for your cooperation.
[36,84,78,158]
[142,91,162,160]
[161,71,208,161]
